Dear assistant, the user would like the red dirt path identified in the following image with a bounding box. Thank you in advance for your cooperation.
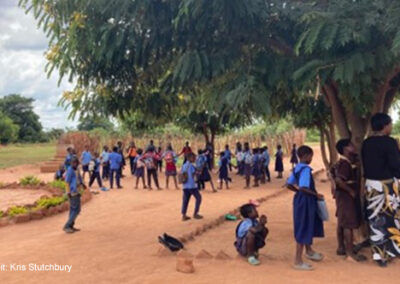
[0,148,399,283]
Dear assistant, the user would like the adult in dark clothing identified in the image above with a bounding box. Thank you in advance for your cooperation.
[361,113,400,267]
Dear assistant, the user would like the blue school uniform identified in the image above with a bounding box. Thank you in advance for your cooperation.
[252,154,261,177]
[262,151,270,167]
[218,156,229,181]
[81,151,92,166]
[64,153,72,170]
[287,163,324,245]
[109,152,122,170]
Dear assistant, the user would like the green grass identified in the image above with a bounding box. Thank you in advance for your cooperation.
[0,143,56,169]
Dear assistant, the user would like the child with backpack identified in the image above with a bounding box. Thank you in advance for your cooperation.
[234,203,268,265]
[141,146,161,190]
[286,145,324,271]
[88,152,107,193]
[180,153,203,221]
[196,149,217,193]
[162,144,179,190]
[134,149,147,189]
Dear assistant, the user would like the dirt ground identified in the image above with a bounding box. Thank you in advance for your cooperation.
[0,148,399,284]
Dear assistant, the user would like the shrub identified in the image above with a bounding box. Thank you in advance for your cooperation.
[34,196,67,210]
[8,206,28,217]
[0,210,4,218]
[48,180,67,192]
[20,176,41,186]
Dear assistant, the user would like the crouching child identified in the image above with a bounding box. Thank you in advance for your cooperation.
[234,203,268,265]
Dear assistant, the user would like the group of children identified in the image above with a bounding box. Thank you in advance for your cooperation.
[234,140,366,271]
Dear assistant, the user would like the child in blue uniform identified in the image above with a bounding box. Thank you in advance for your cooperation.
[252,148,261,187]
[109,146,123,189]
[218,152,229,189]
[64,157,85,234]
[234,203,268,265]
[287,145,324,271]
[261,146,271,182]
[243,142,253,189]
[89,152,107,192]
[181,153,203,221]
[134,149,147,189]
[80,145,92,182]
[275,145,284,179]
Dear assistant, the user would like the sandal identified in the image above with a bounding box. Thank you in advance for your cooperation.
[306,252,324,262]
[294,262,314,271]
[248,256,261,266]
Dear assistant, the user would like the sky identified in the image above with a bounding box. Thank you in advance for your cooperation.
[0,0,76,129]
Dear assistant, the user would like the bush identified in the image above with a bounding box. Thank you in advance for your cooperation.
[0,210,4,218]
[48,180,67,192]
[8,206,28,217]
[0,112,19,144]
[34,196,67,210]
[305,128,320,143]
[20,176,42,186]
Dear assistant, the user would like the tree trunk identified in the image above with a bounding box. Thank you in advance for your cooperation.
[323,83,351,139]
[319,127,330,170]
[210,130,216,170]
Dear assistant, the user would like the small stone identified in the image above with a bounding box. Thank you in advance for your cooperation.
[14,214,31,224]
[177,250,194,259]
[29,211,43,220]
[194,227,203,236]
[196,249,213,259]
[176,257,195,274]
[48,206,58,215]
[179,236,187,243]
[215,250,232,260]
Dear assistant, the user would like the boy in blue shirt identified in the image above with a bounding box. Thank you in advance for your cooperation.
[109,146,123,189]
[224,144,232,172]
[181,153,203,221]
[286,145,324,271]
[80,145,92,182]
[64,157,85,234]
[234,203,268,265]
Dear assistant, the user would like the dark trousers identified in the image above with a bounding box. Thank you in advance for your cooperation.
[197,180,205,190]
[158,160,162,172]
[64,195,81,229]
[129,157,136,175]
[89,171,102,187]
[102,164,109,179]
[147,168,159,188]
[265,165,271,181]
[110,169,121,188]
[181,188,202,215]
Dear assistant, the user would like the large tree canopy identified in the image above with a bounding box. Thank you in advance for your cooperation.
[0,94,45,142]
[20,0,400,159]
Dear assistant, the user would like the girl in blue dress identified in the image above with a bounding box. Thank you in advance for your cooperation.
[286,145,324,271]
[218,152,230,189]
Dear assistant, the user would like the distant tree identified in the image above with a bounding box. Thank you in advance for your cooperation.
[45,128,65,140]
[0,94,44,142]
[77,116,114,132]
[0,112,19,144]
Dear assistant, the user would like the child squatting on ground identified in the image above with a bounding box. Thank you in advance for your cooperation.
[286,145,325,271]
[234,203,268,265]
